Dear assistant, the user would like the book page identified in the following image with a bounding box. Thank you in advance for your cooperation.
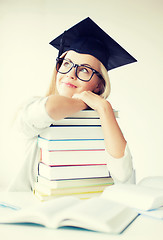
[0,196,79,228]
[0,193,137,233]
[101,184,163,210]
[138,176,163,190]
[56,197,138,233]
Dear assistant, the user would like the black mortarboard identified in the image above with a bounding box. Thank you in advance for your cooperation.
[49,17,137,71]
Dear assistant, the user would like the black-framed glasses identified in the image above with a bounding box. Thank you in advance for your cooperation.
[56,57,103,82]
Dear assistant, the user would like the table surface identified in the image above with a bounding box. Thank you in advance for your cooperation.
[0,192,163,240]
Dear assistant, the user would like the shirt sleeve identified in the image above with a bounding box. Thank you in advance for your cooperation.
[15,96,55,138]
[105,144,135,184]
[7,96,55,191]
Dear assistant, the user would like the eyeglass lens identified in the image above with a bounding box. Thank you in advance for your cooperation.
[56,59,94,81]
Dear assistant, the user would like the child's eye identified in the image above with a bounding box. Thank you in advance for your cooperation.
[63,60,71,68]
[80,67,89,74]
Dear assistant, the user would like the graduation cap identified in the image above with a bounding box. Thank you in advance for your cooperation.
[49,17,137,71]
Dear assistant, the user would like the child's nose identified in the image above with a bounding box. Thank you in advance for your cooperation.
[66,66,77,79]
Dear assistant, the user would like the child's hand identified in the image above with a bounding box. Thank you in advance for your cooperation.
[72,91,107,112]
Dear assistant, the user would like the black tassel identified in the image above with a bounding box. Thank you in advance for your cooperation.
[58,30,67,57]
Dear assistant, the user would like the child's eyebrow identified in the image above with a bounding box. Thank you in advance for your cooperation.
[64,58,72,62]
[65,58,92,68]
[81,63,92,67]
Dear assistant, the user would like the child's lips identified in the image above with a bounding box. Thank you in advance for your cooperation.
[63,82,77,88]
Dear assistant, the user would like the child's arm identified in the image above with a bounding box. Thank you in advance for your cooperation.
[14,96,86,139]
[96,100,126,159]
[72,91,134,183]
[72,91,126,159]
[45,95,87,121]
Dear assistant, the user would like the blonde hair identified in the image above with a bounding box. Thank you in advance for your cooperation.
[99,62,111,99]
[46,52,111,99]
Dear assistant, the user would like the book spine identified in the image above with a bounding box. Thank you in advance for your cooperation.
[54,118,101,125]
[38,163,110,180]
[40,148,107,166]
[34,182,111,195]
[39,125,104,140]
[37,175,113,189]
[38,137,105,151]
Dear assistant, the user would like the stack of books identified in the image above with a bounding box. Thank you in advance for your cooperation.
[34,110,118,201]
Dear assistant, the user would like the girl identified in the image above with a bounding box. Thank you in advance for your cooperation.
[8,17,136,191]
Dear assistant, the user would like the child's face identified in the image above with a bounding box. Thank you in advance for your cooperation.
[56,51,103,98]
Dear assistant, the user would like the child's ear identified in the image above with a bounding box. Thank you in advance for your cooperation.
[93,82,104,94]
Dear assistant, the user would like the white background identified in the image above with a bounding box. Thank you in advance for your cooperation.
[0,0,163,189]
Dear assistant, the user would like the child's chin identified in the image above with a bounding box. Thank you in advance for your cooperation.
[58,90,74,98]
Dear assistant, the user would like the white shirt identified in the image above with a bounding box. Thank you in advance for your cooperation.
[8,97,135,191]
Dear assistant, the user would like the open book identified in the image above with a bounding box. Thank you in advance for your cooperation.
[0,194,137,234]
[1,176,163,232]
[102,180,163,211]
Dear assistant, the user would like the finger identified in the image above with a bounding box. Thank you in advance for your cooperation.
[72,93,81,99]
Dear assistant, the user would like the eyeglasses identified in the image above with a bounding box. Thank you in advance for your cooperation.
[56,57,103,82]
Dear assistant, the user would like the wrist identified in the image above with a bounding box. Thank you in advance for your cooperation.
[75,98,88,110]
[46,95,87,120]
[97,99,113,115]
